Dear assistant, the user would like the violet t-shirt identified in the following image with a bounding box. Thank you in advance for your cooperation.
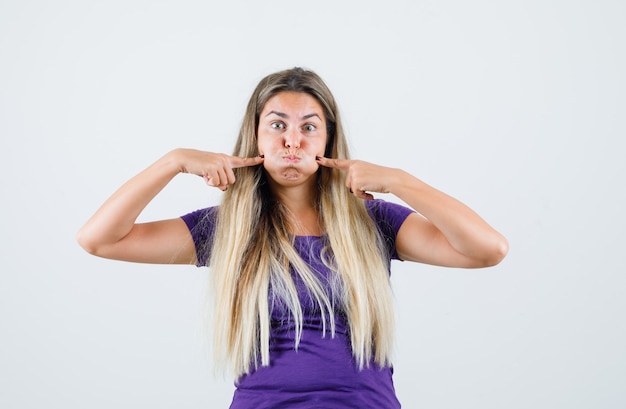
[181,199,414,409]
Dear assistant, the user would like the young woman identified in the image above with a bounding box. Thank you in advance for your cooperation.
[77,67,508,408]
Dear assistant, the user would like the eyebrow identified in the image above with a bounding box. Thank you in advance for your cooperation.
[265,110,322,121]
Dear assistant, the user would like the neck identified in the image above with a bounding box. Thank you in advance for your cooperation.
[268,180,323,236]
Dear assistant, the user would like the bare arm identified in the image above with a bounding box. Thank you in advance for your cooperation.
[76,148,264,264]
[390,170,508,267]
[316,157,508,268]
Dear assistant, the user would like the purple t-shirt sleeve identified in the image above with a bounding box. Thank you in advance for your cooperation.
[365,199,415,260]
[180,206,218,267]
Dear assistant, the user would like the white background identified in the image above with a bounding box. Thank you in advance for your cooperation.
[1,0,625,408]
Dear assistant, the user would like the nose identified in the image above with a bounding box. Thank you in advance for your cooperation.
[284,128,300,149]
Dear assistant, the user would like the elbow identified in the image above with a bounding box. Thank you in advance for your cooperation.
[76,227,101,256]
[481,237,509,267]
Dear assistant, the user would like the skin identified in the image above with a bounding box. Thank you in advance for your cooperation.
[315,157,508,267]
[257,92,328,235]
[76,91,508,268]
[76,150,263,264]
[258,92,327,188]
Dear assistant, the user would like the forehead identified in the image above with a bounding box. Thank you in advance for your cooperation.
[261,91,325,119]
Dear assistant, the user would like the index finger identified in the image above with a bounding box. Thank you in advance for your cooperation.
[316,156,351,170]
[230,155,265,169]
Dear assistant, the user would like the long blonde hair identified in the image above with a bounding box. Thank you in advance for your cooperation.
[208,67,395,378]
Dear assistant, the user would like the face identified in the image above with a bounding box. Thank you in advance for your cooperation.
[257,91,328,188]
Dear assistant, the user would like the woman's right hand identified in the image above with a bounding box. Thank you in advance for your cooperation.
[174,148,264,190]
[76,149,263,264]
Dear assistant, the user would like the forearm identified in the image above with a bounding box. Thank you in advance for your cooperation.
[76,150,182,253]
[390,170,508,263]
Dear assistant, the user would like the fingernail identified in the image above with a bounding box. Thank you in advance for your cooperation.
[315,156,321,161]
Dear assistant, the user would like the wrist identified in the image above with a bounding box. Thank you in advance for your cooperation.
[390,170,427,197]
[388,169,412,193]
[160,149,187,175]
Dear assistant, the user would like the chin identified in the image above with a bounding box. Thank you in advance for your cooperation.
[281,167,310,181]
[266,166,317,186]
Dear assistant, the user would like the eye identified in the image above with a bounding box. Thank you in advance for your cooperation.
[303,124,316,132]
[271,121,285,130]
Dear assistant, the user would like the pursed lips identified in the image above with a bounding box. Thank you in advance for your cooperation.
[282,154,301,163]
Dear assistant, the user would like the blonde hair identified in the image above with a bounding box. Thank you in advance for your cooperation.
[208,67,395,378]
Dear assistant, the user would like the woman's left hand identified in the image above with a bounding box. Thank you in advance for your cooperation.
[317,155,508,268]
[316,156,398,200]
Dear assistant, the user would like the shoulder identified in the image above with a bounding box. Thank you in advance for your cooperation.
[180,206,219,267]
[364,199,414,261]
[180,206,219,242]
[181,206,218,229]
[365,199,414,233]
